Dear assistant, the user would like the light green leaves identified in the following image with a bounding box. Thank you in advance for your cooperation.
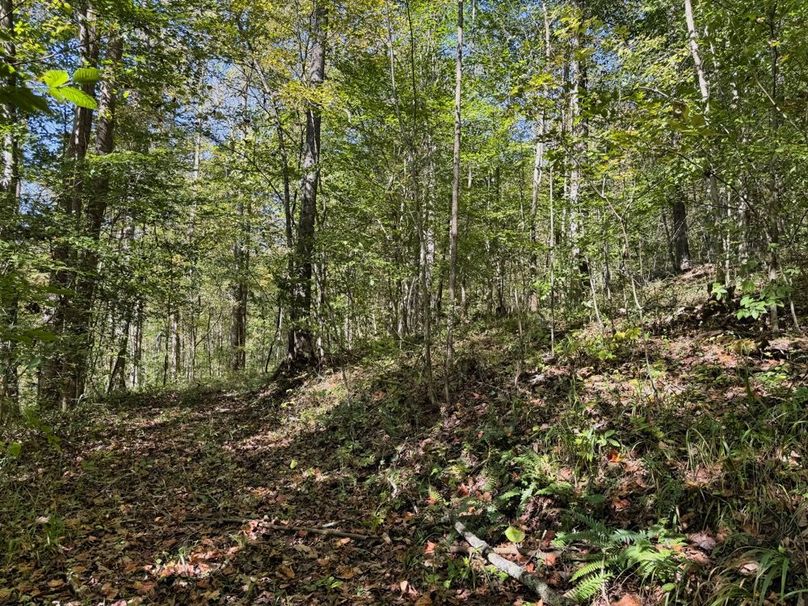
[51,86,97,109]
[0,86,50,114]
[72,67,102,84]
[504,525,525,543]
[39,67,101,109]
[6,442,22,459]
[40,69,69,88]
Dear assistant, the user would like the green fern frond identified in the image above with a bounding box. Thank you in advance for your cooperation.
[566,571,612,603]
[571,558,607,582]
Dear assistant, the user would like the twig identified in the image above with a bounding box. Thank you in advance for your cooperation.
[187,516,375,541]
[454,520,568,605]
[263,523,374,541]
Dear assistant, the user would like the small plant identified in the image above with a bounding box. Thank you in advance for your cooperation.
[573,427,621,466]
[736,278,788,321]
[497,450,572,512]
[708,545,799,606]
[553,514,685,603]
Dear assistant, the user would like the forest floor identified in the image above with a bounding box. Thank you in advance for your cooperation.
[1,268,807,605]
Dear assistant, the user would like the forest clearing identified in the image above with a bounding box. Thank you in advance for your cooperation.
[1,0,807,604]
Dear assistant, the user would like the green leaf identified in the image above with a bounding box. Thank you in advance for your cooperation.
[72,67,101,84]
[505,526,525,543]
[0,86,50,114]
[40,69,69,88]
[51,86,97,109]
[6,442,22,458]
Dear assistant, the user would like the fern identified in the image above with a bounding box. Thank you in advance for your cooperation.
[557,513,686,602]
[566,570,612,602]
[570,558,608,582]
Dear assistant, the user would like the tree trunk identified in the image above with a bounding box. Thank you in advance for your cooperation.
[528,2,551,313]
[0,0,20,418]
[566,4,586,302]
[70,33,123,400]
[444,0,463,404]
[288,2,326,368]
[40,3,99,410]
[230,201,248,372]
[684,0,709,107]
[683,0,724,286]
[671,197,691,272]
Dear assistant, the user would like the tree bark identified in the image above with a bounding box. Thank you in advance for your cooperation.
[0,0,20,417]
[71,33,123,399]
[444,0,463,404]
[288,2,326,368]
[684,0,709,107]
[671,197,691,272]
[683,0,724,286]
[40,2,100,409]
[230,200,249,372]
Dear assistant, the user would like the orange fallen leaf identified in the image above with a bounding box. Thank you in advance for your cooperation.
[614,594,642,606]
[612,497,631,511]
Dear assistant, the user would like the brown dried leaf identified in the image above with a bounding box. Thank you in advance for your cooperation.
[614,594,643,606]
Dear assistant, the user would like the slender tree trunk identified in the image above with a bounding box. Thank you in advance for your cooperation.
[107,313,130,393]
[684,0,724,286]
[40,3,99,409]
[71,33,122,400]
[131,299,144,388]
[444,0,463,404]
[766,4,782,334]
[566,5,586,301]
[528,2,551,313]
[671,197,691,272]
[0,0,20,418]
[288,2,326,368]
[684,0,709,107]
[230,200,248,372]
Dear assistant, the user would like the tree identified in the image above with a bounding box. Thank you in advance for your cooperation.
[444,0,463,403]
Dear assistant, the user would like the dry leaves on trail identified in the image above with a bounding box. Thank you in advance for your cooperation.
[613,594,643,606]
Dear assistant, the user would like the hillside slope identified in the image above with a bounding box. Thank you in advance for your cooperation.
[1,273,807,605]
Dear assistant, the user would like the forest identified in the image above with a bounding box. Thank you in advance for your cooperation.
[0,0,807,603]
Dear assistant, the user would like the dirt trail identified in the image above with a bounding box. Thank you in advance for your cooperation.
[0,376,510,605]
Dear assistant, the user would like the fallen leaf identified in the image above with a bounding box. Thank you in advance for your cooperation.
[336,565,358,579]
[133,581,155,595]
[688,532,717,552]
[612,497,631,511]
[614,594,642,606]
[277,564,295,579]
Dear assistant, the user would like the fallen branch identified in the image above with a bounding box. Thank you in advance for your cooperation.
[186,517,374,541]
[263,523,374,541]
[454,520,567,606]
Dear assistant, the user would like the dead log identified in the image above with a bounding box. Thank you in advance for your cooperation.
[454,520,567,605]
